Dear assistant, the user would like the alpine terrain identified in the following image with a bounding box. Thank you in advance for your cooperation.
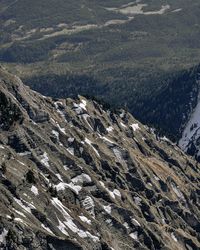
[0,67,200,250]
[2,0,200,142]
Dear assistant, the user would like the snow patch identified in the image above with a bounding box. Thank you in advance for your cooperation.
[153,175,160,181]
[113,189,121,198]
[68,137,75,143]
[99,181,121,199]
[52,130,59,140]
[171,232,178,242]
[79,215,91,225]
[40,152,50,167]
[67,147,74,156]
[80,99,87,111]
[85,138,100,157]
[55,173,63,181]
[14,198,31,214]
[40,172,50,183]
[101,136,115,145]
[123,222,129,229]
[131,217,140,226]
[55,182,82,195]
[31,185,38,196]
[0,229,8,243]
[41,224,54,235]
[73,99,87,114]
[56,123,66,135]
[14,217,27,225]
[52,198,98,242]
[82,196,95,217]
[129,231,138,240]
[120,122,127,128]
[105,219,112,225]
[130,123,140,132]
[72,173,92,184]
[13,209,26,218]
[17,160,26,166]
[106,126,114,132]
[57,217,69,236]
[63,165,69,171]
[120,110,125,118]
[103,205,112,214]
[179,97,200,151]
[160,136,170,142]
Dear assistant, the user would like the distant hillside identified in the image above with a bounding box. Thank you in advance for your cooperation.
[2,0,200,141]
[23,64,200,143]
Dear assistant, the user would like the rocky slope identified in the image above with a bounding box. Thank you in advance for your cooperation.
[0,66,200,250]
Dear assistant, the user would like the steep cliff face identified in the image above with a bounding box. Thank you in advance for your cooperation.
[179,78,200,162]
[0,67,200,250]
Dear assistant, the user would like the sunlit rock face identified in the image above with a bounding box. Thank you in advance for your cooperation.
[0,67,200,250]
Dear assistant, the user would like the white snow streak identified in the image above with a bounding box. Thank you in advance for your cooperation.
[0,229,8,243]
[31,185,38,196]
[40,152,50,167]
[179,97,200,151]
[130,123,140,132]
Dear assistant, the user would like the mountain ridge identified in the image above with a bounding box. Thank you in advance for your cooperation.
[0,67,200,249]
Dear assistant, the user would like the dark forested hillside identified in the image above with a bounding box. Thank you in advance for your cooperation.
[131,66,200,141]
[24,65,200,141]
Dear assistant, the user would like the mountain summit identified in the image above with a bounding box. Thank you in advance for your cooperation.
[0,67,200,250]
